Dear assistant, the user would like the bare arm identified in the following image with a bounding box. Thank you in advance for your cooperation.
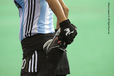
[59,0,69,18]
[47,0,77,45]
[56,0,69,29]
[46,0,67,23]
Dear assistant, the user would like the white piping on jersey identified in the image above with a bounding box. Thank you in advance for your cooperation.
[15,0,55,41]
[31,0,40,36]
[25,0,36,37]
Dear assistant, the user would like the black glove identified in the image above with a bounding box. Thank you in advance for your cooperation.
[59,19,77,44]
[43,29,67,54]
[55,29,68,49]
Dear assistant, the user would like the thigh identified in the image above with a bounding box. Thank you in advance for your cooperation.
[21,47,51,76]
[21,49,47,76]
[56,52,70,75]
[21,34,54,76]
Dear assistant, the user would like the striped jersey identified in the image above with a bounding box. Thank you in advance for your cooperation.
[14,0,55,41]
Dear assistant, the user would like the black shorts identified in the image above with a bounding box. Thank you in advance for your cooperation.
[21,34,70,76]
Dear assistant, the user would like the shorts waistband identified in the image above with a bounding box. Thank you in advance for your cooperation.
[21,33,54,49]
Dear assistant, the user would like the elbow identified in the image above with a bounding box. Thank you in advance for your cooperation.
[63,7,69,15]
[66,7,69,13]
[64,7,69,14]
[63,7,69,18]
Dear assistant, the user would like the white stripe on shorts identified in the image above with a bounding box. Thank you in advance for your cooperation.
[32,54,34,72]
[35,50,38,72]
[28,50,38,72]
[28,59,31,72]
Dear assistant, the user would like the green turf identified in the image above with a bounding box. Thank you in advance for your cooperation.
[0,0,114,76]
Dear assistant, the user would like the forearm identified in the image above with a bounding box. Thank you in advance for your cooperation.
[56,0,69,29]
[59,0,69,18]
[46,0,67,23]
[47,0,77,46]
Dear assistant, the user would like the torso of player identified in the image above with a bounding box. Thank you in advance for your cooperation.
[14,0,55,41]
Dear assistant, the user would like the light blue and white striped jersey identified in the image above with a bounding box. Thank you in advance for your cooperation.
[14,0,55,41]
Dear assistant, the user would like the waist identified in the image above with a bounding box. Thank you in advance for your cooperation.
[21,33,54,50]
[19,25,55,41]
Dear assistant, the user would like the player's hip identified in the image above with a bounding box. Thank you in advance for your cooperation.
[20,33,54,72]
[21,33,54,51]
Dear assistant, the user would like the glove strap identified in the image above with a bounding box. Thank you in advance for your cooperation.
[59,19,71,28]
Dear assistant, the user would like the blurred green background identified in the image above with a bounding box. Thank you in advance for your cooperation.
[0,0,114,76]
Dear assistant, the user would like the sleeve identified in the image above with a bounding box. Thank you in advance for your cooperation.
[14,0,22,8]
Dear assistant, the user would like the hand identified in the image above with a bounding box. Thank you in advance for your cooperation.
[59,19,77,44]
[43,29,67,54]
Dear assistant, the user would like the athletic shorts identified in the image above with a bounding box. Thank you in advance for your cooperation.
[20,33,70,76]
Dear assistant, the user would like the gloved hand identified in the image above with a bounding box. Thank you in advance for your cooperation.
[43,29,67,54]
[59,19,77,44]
